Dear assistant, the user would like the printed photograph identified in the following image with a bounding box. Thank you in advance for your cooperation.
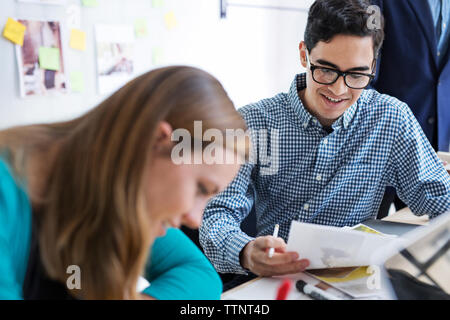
[15,19,67,97]
[95,24,135,95]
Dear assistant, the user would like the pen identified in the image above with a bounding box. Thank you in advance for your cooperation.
[268,224,279,258]
[295,280,341,300]
[276,279,292,300]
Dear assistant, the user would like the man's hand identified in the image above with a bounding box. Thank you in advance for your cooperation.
[240,236,310,277]
[443,160,450,174]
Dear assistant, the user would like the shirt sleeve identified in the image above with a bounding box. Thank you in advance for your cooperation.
[142,228,222,300]
[0,159,32,300]
[199,162,256,274]
[388,104,450,218]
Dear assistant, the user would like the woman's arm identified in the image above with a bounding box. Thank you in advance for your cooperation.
[142,228,222,300]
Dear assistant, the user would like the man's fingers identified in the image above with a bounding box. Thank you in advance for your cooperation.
[254,235,286,251]
[245,236,312,277]
[261,251,299,265]
[255,259,310,277]
[270,259,310,276]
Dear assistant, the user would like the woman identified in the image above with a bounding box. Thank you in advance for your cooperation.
[0,66,248,299]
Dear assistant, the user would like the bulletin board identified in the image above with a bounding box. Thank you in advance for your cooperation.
[0,0,204,129]
[1,0,310,130]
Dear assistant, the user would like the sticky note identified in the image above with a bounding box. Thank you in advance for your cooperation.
[70,71,84,93]
[38,47,60,71]
[3,18,26,46]
[82,0,99,7]
[134,19,148,38]
[164,11,177,30]
[152,47,164,65]
[152,0,164,8]
[70,29,86,51]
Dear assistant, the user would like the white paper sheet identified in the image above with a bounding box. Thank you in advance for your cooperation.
[286,221,399,269]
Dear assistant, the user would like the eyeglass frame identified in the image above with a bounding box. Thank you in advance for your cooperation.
[305,50,376,89]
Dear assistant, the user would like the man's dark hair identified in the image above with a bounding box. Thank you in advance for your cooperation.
[304,0,385,59]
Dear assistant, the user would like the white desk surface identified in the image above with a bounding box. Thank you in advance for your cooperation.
[221,209,428,300]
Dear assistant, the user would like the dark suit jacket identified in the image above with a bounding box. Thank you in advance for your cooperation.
[371,0,450,151]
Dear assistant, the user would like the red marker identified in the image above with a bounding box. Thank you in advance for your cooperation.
[276,279,292,300]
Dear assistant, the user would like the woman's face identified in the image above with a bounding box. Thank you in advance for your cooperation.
[145,123,242,236]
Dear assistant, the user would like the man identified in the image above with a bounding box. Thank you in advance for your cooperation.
[200,0,450,278]
[370,0,450,218]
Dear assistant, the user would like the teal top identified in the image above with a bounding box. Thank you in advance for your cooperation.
[0,158,222,300]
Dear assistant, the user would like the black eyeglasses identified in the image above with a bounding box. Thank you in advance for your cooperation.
[306,51,375,89]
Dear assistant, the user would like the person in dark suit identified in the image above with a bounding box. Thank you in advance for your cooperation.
[371,0,450,218]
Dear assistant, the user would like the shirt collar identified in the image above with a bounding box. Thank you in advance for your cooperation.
[288,73,312,128]
[288,73,358,130]
[339,98,358,130]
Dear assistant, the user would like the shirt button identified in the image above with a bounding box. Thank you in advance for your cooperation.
[323,138,328,144]
[316,174,322,181]
[438,51,441,56]
[428,117,435,125]
[303,122,308,128]
[303,203,310,211]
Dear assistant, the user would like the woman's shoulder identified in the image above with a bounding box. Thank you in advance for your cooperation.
[0,157,32,300]
[0,158,20,203]
[0,157,31,224]
[0,157,11,178]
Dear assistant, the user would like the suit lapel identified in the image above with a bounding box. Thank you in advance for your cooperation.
[406,0,438,67]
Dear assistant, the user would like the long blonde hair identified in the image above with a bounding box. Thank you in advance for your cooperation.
[0,66,247,299]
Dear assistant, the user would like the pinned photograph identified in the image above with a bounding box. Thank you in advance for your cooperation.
[15,19,67,97]
[95,24,135,95]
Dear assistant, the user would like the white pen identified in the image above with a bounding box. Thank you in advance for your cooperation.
[268,224,279,258]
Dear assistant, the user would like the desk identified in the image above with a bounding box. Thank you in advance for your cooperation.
[382,207,429,226]
[221,209,428,300]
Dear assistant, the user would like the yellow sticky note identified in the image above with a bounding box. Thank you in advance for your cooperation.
[134,19,148,38]
[313,267,370,283]
[70,29,86,51]
[70,71,84,93]
[39,47,60,71]
[3,18,26,46]
[164,11,177,30]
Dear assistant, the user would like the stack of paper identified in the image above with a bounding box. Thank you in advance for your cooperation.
[286,221,400,269]
[285,221,401,299]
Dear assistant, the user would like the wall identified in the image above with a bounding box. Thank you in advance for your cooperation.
[0,0,311,129]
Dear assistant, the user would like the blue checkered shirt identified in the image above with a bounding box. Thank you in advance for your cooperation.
[199,73,450,274]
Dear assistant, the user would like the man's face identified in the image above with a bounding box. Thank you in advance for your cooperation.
[299,35,375,127]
